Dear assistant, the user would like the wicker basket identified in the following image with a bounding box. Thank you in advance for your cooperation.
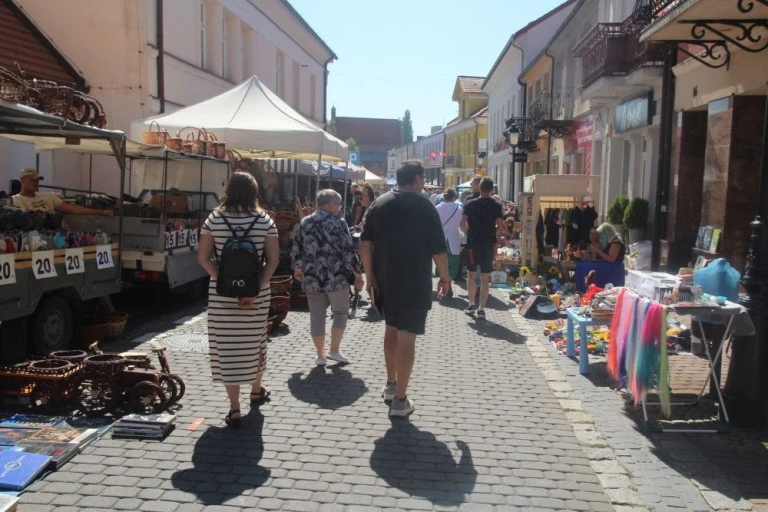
[50,350,89,364]
[165,131,184,152]
[270,275,293,295]
[180,127,204,154]
[141,120,167,144]
[31,82,74,118]
[81,306,128,345]
[270,294,291,314]
[590,309,614,321]
[0,67,27,103]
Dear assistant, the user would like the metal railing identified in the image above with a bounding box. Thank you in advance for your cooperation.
[527,89,575,122]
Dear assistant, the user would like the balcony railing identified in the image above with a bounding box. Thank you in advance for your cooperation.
[527,89,575,123]
[574,20,664,88]
[445,155,477,169]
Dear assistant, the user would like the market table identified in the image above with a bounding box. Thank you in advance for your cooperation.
[566,307,612,374]
[640,300,755,433]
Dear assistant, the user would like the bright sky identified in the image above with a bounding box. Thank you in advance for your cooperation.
[289,0,567,137]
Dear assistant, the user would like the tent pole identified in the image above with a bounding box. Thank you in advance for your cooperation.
[88,154,93,195]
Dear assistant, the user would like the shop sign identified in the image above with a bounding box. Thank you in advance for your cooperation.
[566,116,594,175]
[614,93,653,134]
[513,152,528,163]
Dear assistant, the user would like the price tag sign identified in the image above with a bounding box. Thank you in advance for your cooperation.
[189,229,199,246]
[0,253,16,286]
[165,232,175,249]
[32,250,57,279]
[64,248,85,275]
[179,229,188,247]
[96,245,114,270]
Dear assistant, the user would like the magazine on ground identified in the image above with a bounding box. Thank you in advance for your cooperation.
[25,427,98,446]
[0,429,37,446]
[14,442,78,470]
[0,415,67,429]
[0,451,52,491]
[116,413,177,426]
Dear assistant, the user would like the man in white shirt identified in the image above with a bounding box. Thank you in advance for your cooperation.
[12,168,113,216]
[435,188,462,297]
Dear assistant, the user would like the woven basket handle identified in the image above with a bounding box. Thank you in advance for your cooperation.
[0,67,26,87]
[177,125,199,139]
[149,120,161,133]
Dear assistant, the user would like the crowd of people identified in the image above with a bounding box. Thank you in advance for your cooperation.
[195,160,623,425]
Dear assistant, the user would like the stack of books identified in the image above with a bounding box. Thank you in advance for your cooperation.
[0,414,112,479]
[112,413,176,440]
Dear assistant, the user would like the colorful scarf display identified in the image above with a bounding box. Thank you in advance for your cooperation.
[606,288,671,416]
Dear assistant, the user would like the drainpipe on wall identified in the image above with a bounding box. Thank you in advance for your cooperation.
[650,44,677,269]
[322,56,334,126]
[473,117,480,174]
[512,38,525,201]
[545,50,555,175]
[156,0,165,113]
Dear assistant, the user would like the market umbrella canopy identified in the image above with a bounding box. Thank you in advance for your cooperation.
[130,76,348,161]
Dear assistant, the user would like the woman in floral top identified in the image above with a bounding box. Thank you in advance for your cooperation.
[292,189,364,366]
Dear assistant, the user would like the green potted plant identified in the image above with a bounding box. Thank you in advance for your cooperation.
[623,197,649,245]
[607,194,629,236]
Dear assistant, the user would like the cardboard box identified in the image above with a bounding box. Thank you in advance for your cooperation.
[150,193,188,214]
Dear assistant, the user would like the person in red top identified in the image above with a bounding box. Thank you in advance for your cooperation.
[460,177,504,320]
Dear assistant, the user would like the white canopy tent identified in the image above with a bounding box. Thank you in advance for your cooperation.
[359,169,385,184]
[130,76,348,161]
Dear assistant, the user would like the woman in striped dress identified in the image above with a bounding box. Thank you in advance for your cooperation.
[197,172,279,428]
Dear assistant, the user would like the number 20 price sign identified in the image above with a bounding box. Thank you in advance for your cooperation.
[96,245,114,270]
[0,253,16,286]
[32,250,57,279]
[64,248,85,275]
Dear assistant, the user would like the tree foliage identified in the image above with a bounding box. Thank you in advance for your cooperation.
[403,109,414,144]
[345,137,359,152]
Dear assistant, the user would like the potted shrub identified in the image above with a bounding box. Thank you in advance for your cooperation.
[606,194,629,236]
[623,197,649,245]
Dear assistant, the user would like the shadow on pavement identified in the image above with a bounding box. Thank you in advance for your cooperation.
[468,317,526,344]
[171,410,269,505]
[287,365,368,409]
[370,421,477,505]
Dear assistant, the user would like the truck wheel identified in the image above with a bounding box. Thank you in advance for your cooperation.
[32,296,73,356]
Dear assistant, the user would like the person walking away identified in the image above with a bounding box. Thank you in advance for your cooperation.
[461,177,504,320]
[292,189,363,366]
[360,160,451,418]
[435,188,462,297]
[197,172,279,428]
[353,183,375,228]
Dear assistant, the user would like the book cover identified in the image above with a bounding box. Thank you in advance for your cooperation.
[709,228,721,253]
[15,442,78,470]
[56,416,114,435]
[0,415,67,429]
[702,226,714,252]
[25,427,97,446]
[0,429,37,446]
[696,225,705,249]
[0,451,52,491]
[117,413,176,426]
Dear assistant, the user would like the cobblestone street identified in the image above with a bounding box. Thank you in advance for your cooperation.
[14,283,767,511]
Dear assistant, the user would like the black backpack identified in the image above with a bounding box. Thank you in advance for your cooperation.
[215,213,264,298]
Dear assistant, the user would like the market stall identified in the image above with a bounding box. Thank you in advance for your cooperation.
[519,174,602,268]
[130,75,348,207]
[0,100,127,356]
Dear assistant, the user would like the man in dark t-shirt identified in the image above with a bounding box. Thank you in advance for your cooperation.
[360,160,451,418]
[461,177,503,320]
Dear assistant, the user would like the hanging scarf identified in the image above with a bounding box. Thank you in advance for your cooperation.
[607,288,626,379]
[632,303,664,407]
[658,307,671,417]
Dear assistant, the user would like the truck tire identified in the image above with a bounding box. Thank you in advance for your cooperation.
[32,296,73,356]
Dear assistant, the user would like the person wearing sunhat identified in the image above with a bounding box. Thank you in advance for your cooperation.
[12,168,113,216]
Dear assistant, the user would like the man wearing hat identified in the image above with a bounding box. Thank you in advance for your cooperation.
[12,168,113,216]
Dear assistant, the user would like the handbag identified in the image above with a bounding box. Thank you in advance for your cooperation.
[311,219,359,285]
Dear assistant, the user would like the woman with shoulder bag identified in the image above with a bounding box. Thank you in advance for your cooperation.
[292,189,363,366]
[197,172,279,428]
[435,188,462,296]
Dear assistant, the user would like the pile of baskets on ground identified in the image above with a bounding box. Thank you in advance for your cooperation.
[0,345,184,416]
[0,65,107,128]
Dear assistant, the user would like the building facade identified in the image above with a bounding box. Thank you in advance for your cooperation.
[333,115,402,177]
[483,0,577,201]
[443,76,488,188]
[640,0,768,271]
[389,126,445,185]
[5,0,335,194]
[516,0,665,231]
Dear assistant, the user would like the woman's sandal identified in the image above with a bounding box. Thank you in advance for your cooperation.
[250,387,271,407]
[225,409,241,429]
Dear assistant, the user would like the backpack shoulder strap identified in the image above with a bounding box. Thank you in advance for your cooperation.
[220,212,261,238]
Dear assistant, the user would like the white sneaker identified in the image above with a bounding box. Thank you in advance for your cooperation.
[327,351,349,364]
[315,357,327,366]
[389,396,416,417]
[381,382,396,402]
